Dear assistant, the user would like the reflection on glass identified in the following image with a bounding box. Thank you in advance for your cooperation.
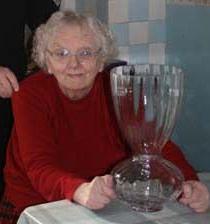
[110,64,184,212]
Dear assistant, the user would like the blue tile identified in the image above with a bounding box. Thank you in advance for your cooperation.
[76,0,86,13]
[128,0,149,21]
[110,23,129,46]
[96,0,108,23]
[149,20,166,43]
[128,44,149,64]
[76,0,96,15]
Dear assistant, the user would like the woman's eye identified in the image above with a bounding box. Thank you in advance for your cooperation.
[80,50,92,57]
[56,49,69,57]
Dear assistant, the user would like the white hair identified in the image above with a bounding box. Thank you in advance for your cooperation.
[32,10,118,70]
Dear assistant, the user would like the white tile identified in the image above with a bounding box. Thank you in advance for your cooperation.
[149,43,165,64]
[60,0,76,10]
[129,22,149,44]
[149,0,166,20]
[108,0,129,23]
[118,46,129,62]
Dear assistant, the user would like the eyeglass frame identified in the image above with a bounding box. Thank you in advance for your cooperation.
[46,47,102,64]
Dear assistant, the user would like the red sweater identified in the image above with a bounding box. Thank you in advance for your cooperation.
[4,70,197,211]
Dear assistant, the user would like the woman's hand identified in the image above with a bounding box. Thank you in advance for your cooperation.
[179,180,210,213]
[0,66,19,98]
[73,175,116,210]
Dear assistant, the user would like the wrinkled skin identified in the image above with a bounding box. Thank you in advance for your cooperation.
[74,177,210,212]
[179,180,210,213]
[73,175,116,210]
[0,66,19,98]
[46,24,104,100]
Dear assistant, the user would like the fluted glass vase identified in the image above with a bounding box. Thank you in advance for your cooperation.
[110,64,184,212]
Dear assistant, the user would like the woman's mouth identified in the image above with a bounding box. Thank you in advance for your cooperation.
[67,73,83,78]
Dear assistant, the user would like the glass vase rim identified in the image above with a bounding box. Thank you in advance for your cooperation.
[110,63,184,78]
[112,63,183,68]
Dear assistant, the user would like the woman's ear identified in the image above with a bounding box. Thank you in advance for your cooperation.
[47,67,52,74]
[99,63,104,72]
[46,64,52,74]
[45,54,53,74]
[98,58,105,72]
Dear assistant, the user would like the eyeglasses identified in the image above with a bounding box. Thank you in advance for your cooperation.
[47,47,101,64]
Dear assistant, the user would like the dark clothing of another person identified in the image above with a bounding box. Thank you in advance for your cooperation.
[0,0,59,200]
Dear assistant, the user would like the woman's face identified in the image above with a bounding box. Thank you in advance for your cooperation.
[46,24,104,99]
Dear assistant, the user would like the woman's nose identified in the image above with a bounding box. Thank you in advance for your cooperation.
[66,54,80,69]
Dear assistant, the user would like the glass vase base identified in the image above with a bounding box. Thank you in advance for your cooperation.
[112,155,184,213]
[123,196,164,212]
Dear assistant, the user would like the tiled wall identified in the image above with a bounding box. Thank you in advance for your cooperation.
[60,0,76,10]
[109,0,166,64]
[60,0,166,64]
[109,0,210,171]
[60,0,210,172]
[60,0,108,22]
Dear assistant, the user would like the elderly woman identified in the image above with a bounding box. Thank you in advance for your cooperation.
[0,10,209,223]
